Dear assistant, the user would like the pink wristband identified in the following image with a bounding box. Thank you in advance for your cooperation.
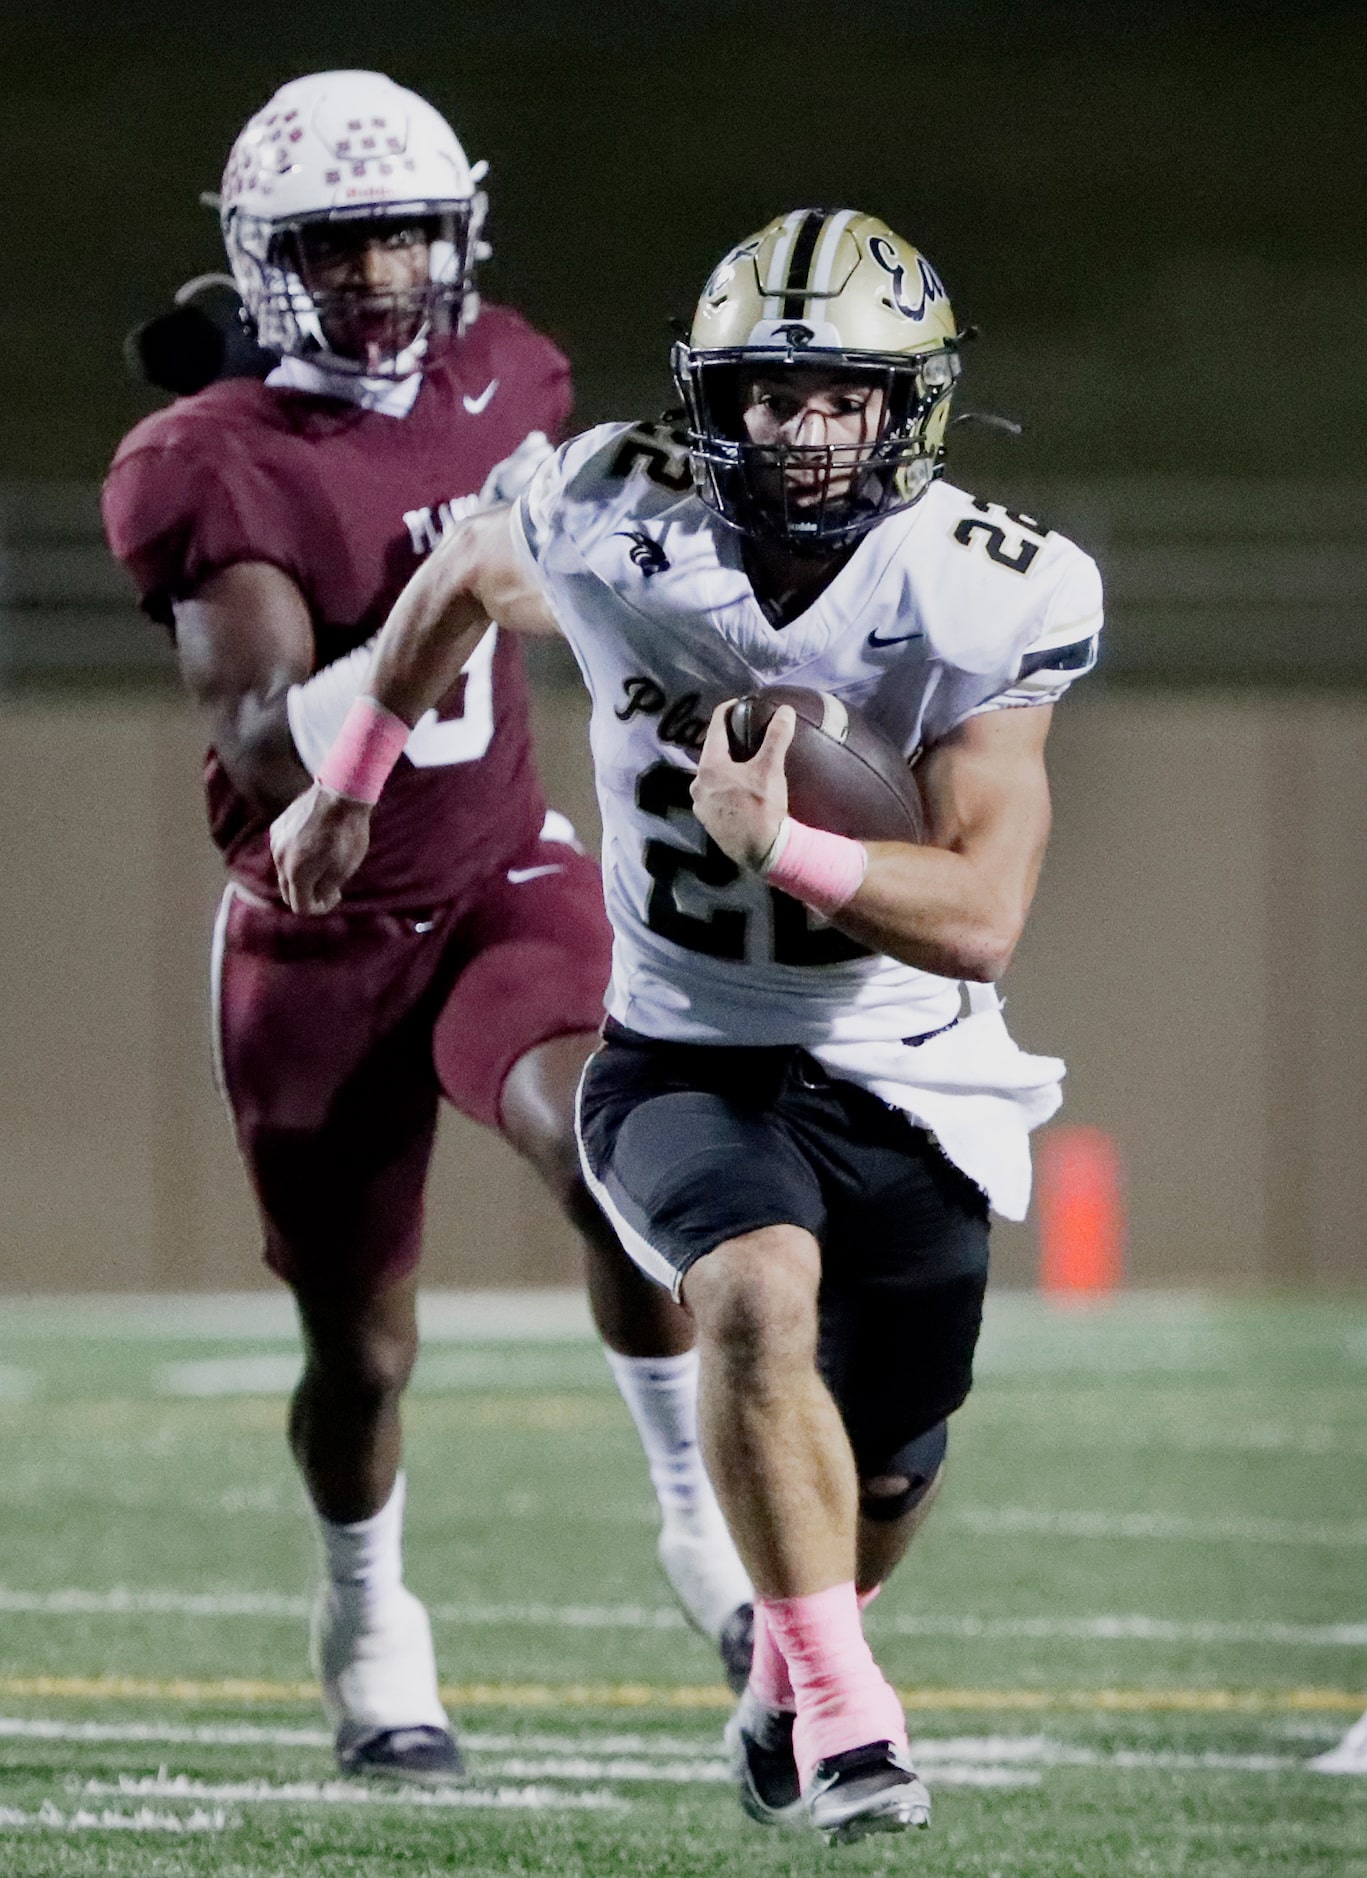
[759,816,868,917]
[316,696,410,805]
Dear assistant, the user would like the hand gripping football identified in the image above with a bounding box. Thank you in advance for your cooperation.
[726,686,925,843]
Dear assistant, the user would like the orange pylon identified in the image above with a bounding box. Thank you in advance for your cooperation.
[1035,1126,1124,1296]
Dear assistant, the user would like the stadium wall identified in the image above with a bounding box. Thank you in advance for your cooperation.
[0,688,1363,1295]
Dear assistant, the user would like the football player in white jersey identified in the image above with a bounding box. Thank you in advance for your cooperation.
[272,208,1103,1842]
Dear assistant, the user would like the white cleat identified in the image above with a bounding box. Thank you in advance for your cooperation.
[806,1740,932,1844]
[310,1583,461,1783]
[657,1511,755,1692]
[1309,1707,1367,1774]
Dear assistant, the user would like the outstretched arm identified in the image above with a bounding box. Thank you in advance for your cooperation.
[271,505,557,914]
[353,502,558,721]
[691,700,1053,981]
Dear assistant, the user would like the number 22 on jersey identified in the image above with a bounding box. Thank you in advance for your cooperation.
[637,762,867,968]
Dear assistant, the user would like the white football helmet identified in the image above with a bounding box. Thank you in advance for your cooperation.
[673,208,963,551]
[220,70,489,373]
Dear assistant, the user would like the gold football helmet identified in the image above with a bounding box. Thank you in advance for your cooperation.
[672,208,963,551]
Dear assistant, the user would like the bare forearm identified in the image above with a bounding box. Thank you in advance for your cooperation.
[691,697,1052,982]
[366,553,490,726]
[271,508,558,916]
[832,841,1034,981]
[364,504,554,724]
[832,709,1053,980]
[205,684,312,814]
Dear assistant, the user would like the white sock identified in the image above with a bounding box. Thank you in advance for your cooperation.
[317,1473,406,1619]
[604,1349,725,1531]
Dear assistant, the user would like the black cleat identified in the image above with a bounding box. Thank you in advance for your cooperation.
[806,1739,931,1843]
[718,1601,754,1697]
[337,1723,464,1785]
[723,1687,804,1826]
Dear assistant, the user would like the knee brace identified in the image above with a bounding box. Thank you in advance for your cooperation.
[858,1420,949,1523]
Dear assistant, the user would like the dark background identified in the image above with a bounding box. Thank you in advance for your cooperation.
[5,0,1365,486]
[1,2,1363,1292]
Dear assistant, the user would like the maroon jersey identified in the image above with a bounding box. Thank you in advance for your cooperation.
[102,304,572,909]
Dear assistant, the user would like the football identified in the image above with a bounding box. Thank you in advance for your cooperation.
[726,686,925,843]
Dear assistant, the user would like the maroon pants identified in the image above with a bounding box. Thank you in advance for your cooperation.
[212,831,613,1292]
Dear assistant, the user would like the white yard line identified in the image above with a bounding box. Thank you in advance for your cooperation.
[946,1506,1367,1547]
[155,1348,610,1396]
[0,1801,229,1832]
[431,1600,686,1630]
[905,1735,1302,1774]
[0,1716,1319,1781]
[155,1356,302,1397]
[0,1588,310,1618]
[962,1408,1367,1459]
[4,1288,1360,1352]
[0,1716,329,1747]
[78,1773,626,1812]
[0,1587,1362,1645]
[58,1740,1311,1800]
[883,1613,1367,1646]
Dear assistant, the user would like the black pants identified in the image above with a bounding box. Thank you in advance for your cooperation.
[578,1021,990,1472]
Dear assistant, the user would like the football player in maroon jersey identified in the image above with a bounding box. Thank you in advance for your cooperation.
[102,70,753,1782]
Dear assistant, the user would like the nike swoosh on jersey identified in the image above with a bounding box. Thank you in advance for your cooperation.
[866,626,925,648]
[462,379,500,415]
[506,863,564,885]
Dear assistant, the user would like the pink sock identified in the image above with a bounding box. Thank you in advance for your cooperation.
[749,1601,796,1711]
[761,1582,906,1791]
[750,1585,881,1713]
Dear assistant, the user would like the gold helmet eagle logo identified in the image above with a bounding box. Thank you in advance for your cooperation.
[673,208,964,550]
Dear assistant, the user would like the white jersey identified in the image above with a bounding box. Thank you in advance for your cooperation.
[512,421,1103,1218]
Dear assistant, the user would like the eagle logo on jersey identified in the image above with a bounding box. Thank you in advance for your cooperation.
[615,529,671,577]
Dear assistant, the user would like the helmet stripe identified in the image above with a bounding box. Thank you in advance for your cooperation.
[809,208,857,295]
[781,209,827,317]
[759,210,808,319]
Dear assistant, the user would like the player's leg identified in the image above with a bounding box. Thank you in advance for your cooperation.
[709,1063,984,1837]
[731,1422,946,1829]
[855,1423,948,1592]
[684,1231,925,1839]
[214,887,458,1779]
[288,1263,457,1781]
[578,1031,927,1840]
[432,833,754,1677]
[498,1027,754,1674]
[287,1247,419,1525]
[683,1224,854,1595]
[500,1029,693,1358]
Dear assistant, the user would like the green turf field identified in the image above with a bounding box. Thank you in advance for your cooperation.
[0,1290,1364,1876]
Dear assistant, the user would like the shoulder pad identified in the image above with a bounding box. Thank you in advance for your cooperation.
[597,421,693,497]
[521,419,695,561]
